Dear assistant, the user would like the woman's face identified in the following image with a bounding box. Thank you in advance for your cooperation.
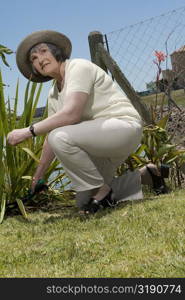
[29,43,61,78]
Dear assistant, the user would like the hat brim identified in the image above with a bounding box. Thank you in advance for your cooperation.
[16,30,72,83]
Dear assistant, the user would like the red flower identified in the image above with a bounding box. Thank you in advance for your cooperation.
[154,50,167,63]
[153,51,167,81]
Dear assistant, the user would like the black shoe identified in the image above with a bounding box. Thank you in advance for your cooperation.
[82,189,117,214]
[81,198,100,214]
[99,189,117,208]
[160,164,170,178]
[88,199,101,213]
[146,166,169,195]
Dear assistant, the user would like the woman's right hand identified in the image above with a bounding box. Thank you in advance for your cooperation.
[31,176,42,193]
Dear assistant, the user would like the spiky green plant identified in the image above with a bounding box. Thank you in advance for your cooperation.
[0,70,68,223]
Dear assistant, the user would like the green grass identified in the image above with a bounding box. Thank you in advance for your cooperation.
[141,88,185,106]
[0,189,184,278]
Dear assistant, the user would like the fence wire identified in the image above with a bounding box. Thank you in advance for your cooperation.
[104,6,185,93]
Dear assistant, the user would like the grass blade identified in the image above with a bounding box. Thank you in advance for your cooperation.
[0,194,6,224]
[16,199,28,219]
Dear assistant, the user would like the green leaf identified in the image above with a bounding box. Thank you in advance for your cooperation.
[0,70,8,134]
[0,53,10,67]
[30,83,43,121]
[131,154,148,164]
[165,155,179,164]
[0,44,13,67]
[21,176,32,180]
[21,147,40,163]
[156,144,176,158]
[134,144,147,156]
[156,114,169,129]
[0,44,13,54]
[16,199,28,219]
[48,172,66,186]
[0,194,6,224]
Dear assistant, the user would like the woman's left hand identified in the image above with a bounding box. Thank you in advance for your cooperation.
[7,128,32,146]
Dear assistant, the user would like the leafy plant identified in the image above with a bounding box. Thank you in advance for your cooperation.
[117,49,185,186]
[117,115,185,188]
[0,70,69,223]
[0,44,13,67]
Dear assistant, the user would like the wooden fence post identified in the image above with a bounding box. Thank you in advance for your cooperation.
[88,31,107,73]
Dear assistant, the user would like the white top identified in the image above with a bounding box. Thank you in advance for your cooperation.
[48,58,142,122]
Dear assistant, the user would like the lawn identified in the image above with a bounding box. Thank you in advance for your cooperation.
[141,88,185,107]
[0,188,184,278]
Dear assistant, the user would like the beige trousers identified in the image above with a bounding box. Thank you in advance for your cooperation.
[48,117,143,193]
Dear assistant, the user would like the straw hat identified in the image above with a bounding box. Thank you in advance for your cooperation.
[16,30,72,82]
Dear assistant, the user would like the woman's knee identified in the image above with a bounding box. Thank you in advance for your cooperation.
[48,128,70,152]
[48,128,57,147]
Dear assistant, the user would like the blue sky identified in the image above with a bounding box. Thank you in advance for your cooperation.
[1,0,185,113]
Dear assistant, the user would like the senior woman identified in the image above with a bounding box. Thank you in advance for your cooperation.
[7,30,143,213]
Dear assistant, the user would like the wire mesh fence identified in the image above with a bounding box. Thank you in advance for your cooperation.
[104,6,185,94]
